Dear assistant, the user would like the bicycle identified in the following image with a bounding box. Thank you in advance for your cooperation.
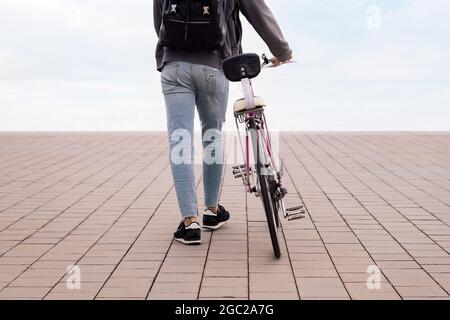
[222,53,305,259]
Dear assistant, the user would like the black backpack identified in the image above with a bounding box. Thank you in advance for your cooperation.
[159,0,226,51]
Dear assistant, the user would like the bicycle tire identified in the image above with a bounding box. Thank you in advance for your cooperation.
[268,176,281,228]
[257,141,281,259]
[271,193,281,228]
[273,199,281,227]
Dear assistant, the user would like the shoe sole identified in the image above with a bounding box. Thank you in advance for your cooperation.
[174,237,202,245]
[202,220,229,230]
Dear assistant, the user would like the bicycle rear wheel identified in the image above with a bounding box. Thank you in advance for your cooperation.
[268,176,281,228]
[273,200,281,228]
[256,137,281,259]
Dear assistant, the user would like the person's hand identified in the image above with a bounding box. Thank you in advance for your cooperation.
[272,53,293,66]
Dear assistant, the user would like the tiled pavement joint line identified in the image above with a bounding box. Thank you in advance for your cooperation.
[297,134,449,297]
[403,133,450,166]
[285,135,403,298]
[273,147,302,299]
[45,151,171,299]
[0,135,159,255]
[0,134,126,203]
[0,134,120,191]
[1,137,168,295]
[347,134,450,216]
[2,138,167,293]
[0,135,158,234]
[145,175,204,300]
[0,135,84,183]
[354,134,450,203]
[349,134,450,206]
[279,216,302,300]
[91,184,174,300]
[301,134,449,294]
[1,133,449,299]
[196,161,228,300]
[0,135,159,217]
[412,134,450,182]
[406,134,450,185]
[0,135,50,175]
[356,134,450,194]
[0,134,99,179]
[0,135,163,253]
[329,134,450,241]
[196,222,213,300]
[314,134,450,259]
[145,240,174,300]
[281,136,354,299]
[402,133,450,170]
[0,134,118,213]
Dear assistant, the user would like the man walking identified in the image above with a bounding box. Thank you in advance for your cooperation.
[153,0,292,245]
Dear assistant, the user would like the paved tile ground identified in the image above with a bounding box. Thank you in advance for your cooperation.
[0,132,449,300]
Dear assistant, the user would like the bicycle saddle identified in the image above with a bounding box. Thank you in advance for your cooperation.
[233,96,266,114]
[222,53,261,82]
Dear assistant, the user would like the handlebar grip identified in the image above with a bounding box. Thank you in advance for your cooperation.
[261,53,297,68]
[261,54,272,66]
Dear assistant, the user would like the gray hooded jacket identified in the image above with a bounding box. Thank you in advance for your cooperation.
[153,0,292,71]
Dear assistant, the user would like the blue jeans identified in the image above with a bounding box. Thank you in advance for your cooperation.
[161,62,229,218]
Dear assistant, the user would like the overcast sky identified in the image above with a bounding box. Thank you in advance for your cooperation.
[0,0,449,131]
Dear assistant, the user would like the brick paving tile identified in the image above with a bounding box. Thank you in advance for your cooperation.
[199,286,248,299]
[249,292,299,300]
[0,133,449,300]
[297,285,349,299]
[0,286,51,299]
[344,283,401,300]
[97,286,150,299]
[147,292,198,300]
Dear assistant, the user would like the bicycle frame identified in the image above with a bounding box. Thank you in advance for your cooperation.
[230,55,304,224]
[227,53,305,258]
[234,77,282,201]
[227,54,305,258]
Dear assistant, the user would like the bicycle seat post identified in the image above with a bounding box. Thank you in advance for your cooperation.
[241,78,256,111]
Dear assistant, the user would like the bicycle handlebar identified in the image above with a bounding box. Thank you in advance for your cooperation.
[261,53,297,68]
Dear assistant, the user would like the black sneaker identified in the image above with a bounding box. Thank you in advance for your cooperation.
[202,204,230,230]
[173,220,201,245]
